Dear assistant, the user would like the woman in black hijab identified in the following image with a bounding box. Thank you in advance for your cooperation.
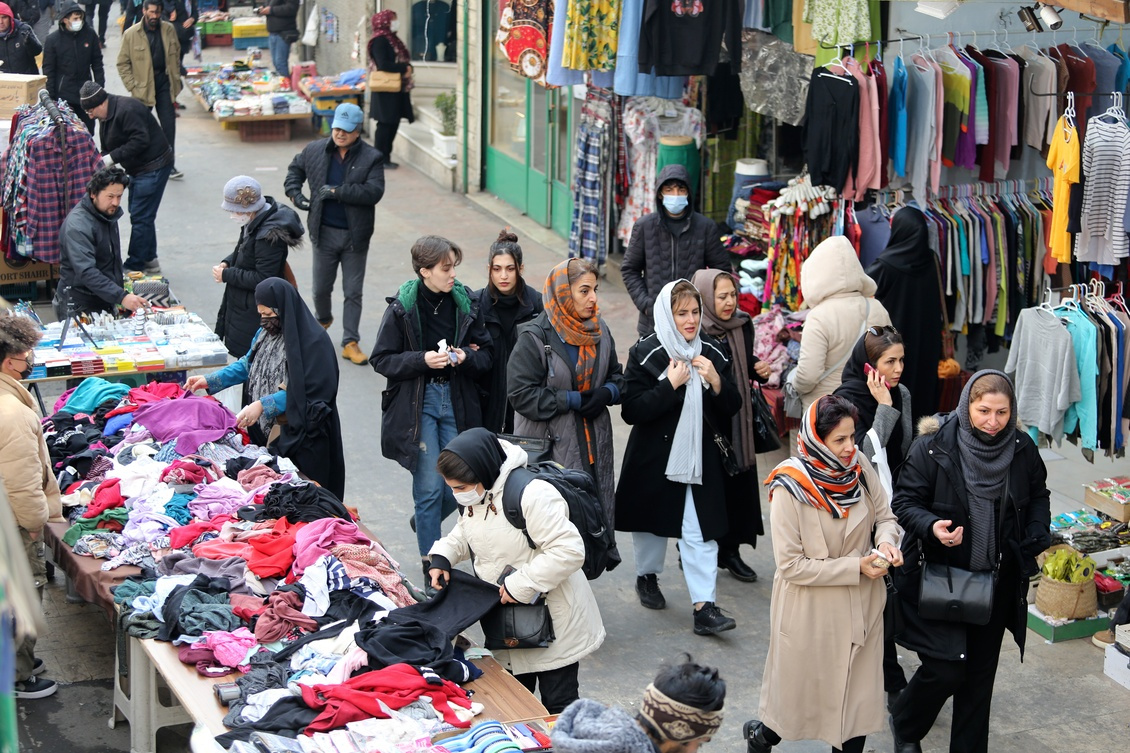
[866,207,942,422]
[188,278,346,499]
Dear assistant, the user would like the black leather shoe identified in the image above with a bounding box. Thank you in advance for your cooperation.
[742,720,773,753]
[889,714,922,753]
[636,574,666,610]
[719,549,758,582]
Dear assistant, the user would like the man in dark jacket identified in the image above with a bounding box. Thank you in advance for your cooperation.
[43,3,105,133]
[162,0,196,76]
[284,102,385,365]
[55,167,150,318]
[81,81,173,274]
[0,2,41,74]
[10,0,39,26]
[621,163,731,338]
[256,0,298,78]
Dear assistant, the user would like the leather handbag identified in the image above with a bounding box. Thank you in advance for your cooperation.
[702,411,741,477]
[480,598,555,650]
[751,383,782,453]
[497,434,554,464]
[917,475,1009,626]
[883,574,904,638]
[368,69,402,92]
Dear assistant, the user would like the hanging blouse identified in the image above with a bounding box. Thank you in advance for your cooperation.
[1076,116,1130,265]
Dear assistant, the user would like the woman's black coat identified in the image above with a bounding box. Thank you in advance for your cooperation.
[891,414,1052,662]
[715,318,766,547]
[368,36,414,124]
[475,284,542,433]
[615,332,742,541]
[214,199,305,358]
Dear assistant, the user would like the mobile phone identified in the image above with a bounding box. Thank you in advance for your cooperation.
[864,363,889,388]
[497,564,517,585]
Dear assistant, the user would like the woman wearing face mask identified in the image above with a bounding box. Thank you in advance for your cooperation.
[887,372,1050,753]
[427,428,605,713]
[211,176,305,359]
[368,10,414,169]
[744,395,903,753]
[508,258,623,552]
[690,270,772,582]
[186,279,346,499]
[615,280,742,636]
[476,229,543,434]
[42,2,104,134]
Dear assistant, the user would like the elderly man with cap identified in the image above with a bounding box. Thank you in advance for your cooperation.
[212,175,305,359]
[284,102,385,365]
[81,80,173,275]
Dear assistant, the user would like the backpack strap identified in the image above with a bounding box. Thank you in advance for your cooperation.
[501,467,537,550]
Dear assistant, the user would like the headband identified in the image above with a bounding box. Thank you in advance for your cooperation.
[638,683,723,743]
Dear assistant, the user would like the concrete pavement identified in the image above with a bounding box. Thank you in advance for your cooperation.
[14,22,1130,753]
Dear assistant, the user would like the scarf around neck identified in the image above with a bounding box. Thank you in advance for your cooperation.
[370,10,410,63]
[654,279,704,485]
[692,269,755,469]
[542,260,601,393]
[765,396,862,518]
[247,331,288,438]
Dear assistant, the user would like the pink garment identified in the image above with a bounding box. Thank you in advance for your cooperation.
[842,58,878,200]
[160,457,223,486]
[131,396,238,455]
[204,627,258,667]
[189,483,247,520]
[293,519,370,577]
[255,589,317,642]
[325,647,371,685]
[237,465,282,491]
[331,543,415,607]
[192,538,253,561]
[52,386,78,414]
[929,60,943,196]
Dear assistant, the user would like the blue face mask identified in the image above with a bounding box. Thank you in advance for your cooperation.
[662,194,689,215]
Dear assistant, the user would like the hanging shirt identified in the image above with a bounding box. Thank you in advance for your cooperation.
[1076,116,1130,265]
[548,0,615,86]
[637,0,742,76]
[802,66,859,192]
[613,0,684,98]
[904,55,936,206]
[1018,46,1058,153]
[889,55,908,178]
[1005,307,1083,441]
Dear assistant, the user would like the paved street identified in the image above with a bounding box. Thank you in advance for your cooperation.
[13,25,1130,753]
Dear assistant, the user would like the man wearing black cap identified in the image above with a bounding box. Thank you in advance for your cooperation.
[80,80,173,275]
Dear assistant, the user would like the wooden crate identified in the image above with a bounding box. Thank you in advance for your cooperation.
[237,119,293,142]
[1084,486,1130,523]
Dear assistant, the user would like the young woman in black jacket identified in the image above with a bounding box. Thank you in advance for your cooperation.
[476,229,542,434]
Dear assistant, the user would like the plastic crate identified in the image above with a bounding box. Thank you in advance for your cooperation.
[232,18,267,37]
[203,20,232,34]
[204,33,232,47]
[237,119,293,142]
[233,35,268,50]
[0,282,37,300]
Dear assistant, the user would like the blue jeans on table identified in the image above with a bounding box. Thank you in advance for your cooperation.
[413,382,458,557]
[125,164,172,270]
[632,486,718,604]
[268,33,292,78]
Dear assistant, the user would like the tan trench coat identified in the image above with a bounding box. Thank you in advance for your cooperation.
[757,457,899,748]
[117,20,182,108]
[0,373,62,532]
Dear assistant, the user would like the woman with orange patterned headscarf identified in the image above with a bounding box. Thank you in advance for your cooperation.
[508,258,623,557]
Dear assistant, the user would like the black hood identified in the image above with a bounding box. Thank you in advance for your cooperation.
[875,206,934,275]
[57,1,85,30]
[654,163,693,214]
[253,199,306,248]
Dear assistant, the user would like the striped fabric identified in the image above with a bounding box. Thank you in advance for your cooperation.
[765,397,863,518]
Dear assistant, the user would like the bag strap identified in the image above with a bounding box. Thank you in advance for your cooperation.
[502,468,538,551]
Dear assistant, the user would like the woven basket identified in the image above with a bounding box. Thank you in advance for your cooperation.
[1035,543,1098,620]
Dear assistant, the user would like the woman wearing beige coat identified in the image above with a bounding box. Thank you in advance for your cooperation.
[745,395,902,753]
[428,428,605,714]
[791,236,891,414]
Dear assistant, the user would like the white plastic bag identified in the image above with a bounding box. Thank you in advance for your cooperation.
[301,5,319,47]
[865,427,894,502]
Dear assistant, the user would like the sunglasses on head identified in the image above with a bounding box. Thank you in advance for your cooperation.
[868,326,896,337]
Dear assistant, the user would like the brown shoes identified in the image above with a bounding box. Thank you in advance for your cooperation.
[341,341,367,365]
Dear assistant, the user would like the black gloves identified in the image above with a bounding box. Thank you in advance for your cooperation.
[578,386,614,418]
[317,185,337,202]
[290,193,311,211]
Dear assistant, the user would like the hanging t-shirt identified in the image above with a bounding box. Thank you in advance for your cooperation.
[888,55,908,178]
[637,0,741,76]
[1045,115,1080,265]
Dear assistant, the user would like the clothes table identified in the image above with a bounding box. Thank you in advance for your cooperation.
[21,364,222,416]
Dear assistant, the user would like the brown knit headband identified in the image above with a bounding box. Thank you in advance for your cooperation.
[638,683,724,743]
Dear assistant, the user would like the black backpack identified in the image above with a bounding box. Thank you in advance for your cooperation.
[501,462,620,580]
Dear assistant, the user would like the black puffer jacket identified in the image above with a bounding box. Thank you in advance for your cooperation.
[262,0,299,35]
[43,2,105,107]
[370,279,493,473]
[283,136,385,254]
[56,195,124,315]
[100,93,172,175]
[0,11,42,75]
[891,413,1052,662]
[620,163,731,338]
[214,199,305,358]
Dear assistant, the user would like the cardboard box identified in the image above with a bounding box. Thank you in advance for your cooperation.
[1084,486,1130,523]
[0,73,47,118]
[1104,643,1130,691]
[0,253,55,283]
[1027,607,1109,642]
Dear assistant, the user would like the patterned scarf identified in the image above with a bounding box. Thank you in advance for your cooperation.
[637,683,723,743]
[370,11,410,64]
[247,331,288,438]
[654,279,704,485]
[765,396,862,518]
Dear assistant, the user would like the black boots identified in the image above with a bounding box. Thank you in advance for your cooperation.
[743,720,774,753]
[636,574,666,609]
[693,602,736,635]
[719,548,758,582]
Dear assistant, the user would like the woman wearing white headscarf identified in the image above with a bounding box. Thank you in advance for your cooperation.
[615,280,742,636]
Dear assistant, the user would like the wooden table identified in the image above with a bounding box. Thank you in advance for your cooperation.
[190,86,310,141]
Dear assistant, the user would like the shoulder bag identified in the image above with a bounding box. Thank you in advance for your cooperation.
[480,597,555,650]
[703,409,742,477]
[498,324,556,463]
[751,383,782,453]
[783,299,870,418]
[368,69,402,92]
[917,473,1010,626]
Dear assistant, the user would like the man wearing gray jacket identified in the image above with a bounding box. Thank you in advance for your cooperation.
[284,102,385,365]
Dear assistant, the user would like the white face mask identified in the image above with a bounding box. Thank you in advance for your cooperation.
[230,212,255,225]
[69,19,84,32]
[389,20,400,32]
[453,487,483,507]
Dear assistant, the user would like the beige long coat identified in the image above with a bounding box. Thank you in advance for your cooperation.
[757,457,899,748]
[117,21,182,108]
[0,373,62,532]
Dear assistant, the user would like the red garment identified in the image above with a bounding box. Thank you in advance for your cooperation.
[169,514,234,549]
[191,538,252,561]
[159,457,221,485]
[82,478,125,518]
[301,663,473,733]
[245,517,303,578]
[104,382,187,418]
[230,593,268,621]
[254,589,317,642]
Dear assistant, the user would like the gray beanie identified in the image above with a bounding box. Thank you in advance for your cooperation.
[79,81,107,110]
[220,175,266,214]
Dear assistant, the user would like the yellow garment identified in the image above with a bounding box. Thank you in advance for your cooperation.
[1046,117,1079,264]
[562,0,620,72]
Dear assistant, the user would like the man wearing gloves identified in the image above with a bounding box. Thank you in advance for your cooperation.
[80,81,173,274]
[284,102,385,366]
[43,2,105,133]
[0,2,41,74]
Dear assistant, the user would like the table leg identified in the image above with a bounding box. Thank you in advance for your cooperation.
[30,381,46,415]
[111,635,192,753]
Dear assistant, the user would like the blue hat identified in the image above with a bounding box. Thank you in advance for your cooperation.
[331,103,364,132]
[220,175,266,214]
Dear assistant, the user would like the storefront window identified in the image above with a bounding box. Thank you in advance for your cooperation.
[489,5,526,163]
[409,0,457,62]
